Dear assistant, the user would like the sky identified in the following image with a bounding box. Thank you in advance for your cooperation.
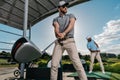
[0,0,120,55]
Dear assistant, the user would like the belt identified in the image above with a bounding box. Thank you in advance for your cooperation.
[58,36,73,41]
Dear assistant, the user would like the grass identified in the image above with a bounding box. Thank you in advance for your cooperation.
[0,64,18,67]
[107,58,120,63]
[111,73,120,80]
[0,59,18,68]
[0,59,7,63]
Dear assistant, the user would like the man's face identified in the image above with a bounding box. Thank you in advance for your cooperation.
[58,5,67,14]
[87,38,92,42]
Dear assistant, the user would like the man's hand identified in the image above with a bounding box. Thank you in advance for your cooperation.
[56,32,66,39]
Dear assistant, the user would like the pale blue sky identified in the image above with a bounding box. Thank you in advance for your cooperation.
[0,0,120,55]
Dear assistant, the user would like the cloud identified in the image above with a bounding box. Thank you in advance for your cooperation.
[94,19,120,54]
[101,44,120,55]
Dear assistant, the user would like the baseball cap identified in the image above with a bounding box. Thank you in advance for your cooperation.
[58,0,69,7]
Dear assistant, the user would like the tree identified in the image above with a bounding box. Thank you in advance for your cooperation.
[117,54,120,59]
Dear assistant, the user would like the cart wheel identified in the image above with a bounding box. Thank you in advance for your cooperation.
[14,70,20,77]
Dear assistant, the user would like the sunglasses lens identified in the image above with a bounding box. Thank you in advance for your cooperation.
[62,5,67,8]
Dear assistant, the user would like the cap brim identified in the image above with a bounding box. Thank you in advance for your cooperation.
[64,3,69,6]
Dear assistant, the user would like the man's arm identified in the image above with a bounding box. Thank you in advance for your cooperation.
[63,18,76,35]
[94,41,99,48]
[53,17,76,39]
[94,41,100,52]
[53,21,63,38]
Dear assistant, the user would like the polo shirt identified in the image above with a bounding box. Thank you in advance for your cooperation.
[53,14,76,38]
[87,40,99,51]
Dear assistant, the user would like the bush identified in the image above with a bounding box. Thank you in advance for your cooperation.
[117,54,120,59]
[104,62,120,73]
[110,62,120,73]
[104,63,111,72]
[93,63,101,71]
[37,59,48,67]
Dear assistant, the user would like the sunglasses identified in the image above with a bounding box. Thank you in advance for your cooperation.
[62,5,67,8]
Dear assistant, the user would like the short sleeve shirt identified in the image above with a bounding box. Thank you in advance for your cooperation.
[53,14,76,38]
[87,40,99,50]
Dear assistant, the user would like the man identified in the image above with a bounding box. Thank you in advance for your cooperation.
[86,36,105,74]
[50,1,88,80]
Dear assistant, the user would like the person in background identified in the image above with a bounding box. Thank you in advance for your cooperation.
[86,36,105,74]
[50,0,88,80]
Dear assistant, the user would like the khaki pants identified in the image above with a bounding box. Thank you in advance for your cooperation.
[50,38,88,80]
[90,52,105,72]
